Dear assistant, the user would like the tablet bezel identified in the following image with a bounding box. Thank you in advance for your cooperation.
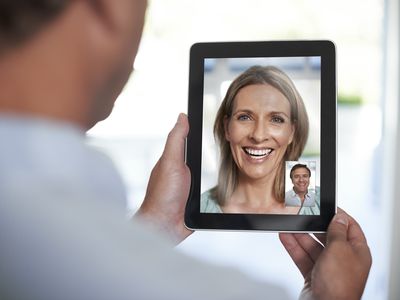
[185,40,336,232]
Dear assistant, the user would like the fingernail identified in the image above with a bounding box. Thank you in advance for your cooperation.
[333,213,348,226]
[176,113,184,123]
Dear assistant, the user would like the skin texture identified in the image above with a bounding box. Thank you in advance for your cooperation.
[0,0,372,298]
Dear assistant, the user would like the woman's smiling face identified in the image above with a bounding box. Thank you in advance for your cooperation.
[224,83,295,182]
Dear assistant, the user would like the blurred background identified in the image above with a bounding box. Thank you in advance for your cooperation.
[87,0,400,298]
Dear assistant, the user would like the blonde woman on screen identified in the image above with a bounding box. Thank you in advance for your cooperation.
[201,65,320,215]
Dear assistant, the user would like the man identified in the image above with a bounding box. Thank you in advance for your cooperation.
[0,1,371,299]
[285,164,316,207]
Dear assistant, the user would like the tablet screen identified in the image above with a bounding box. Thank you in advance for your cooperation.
[186,41,335,231]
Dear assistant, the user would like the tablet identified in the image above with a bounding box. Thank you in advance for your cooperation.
[185,41,336,232]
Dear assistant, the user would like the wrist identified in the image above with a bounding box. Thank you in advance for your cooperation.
[134,205,189,246]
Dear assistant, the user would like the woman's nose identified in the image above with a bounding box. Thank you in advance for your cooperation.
[250,120,269,142]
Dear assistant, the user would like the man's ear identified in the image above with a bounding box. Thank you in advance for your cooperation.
[80,0,146,39]
[73,0,146,71]
[78,0,118,35]
[224,116,231,142]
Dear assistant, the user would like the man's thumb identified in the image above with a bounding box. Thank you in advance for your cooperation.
[327,212,349,244]
[162,113,189,160]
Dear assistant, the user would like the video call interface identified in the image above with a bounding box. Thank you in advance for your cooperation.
[200,56,321,215]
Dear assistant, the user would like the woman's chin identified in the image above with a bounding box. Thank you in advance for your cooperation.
[239,170,273,182]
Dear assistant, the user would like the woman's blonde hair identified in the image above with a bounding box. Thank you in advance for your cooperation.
[211,65,309,205]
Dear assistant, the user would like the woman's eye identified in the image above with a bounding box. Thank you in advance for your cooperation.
[237,114,251,121]
[271,115,285,123]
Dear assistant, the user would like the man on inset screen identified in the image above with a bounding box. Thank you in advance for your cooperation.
[285,163,316,207]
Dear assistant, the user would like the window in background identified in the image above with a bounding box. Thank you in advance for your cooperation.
[87,1,386,299]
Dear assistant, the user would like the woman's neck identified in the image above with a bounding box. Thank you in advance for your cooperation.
[224,174,282,212]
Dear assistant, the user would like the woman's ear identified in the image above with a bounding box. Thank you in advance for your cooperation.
[224,116,231,142]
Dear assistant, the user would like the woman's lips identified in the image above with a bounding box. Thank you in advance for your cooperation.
[243,147,273,159]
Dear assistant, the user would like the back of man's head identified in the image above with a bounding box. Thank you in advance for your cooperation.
[0,0,147,129]
[0,1,69,53]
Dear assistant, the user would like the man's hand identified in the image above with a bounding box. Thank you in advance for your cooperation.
[279,209,372,300]
[135,113,193,245]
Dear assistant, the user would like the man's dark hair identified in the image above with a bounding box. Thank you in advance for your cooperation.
[0,0,68,51]
[289,163,311,179]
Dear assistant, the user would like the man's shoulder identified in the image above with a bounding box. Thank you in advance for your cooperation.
[285,189,296,197]
[285,189,297,201]
[0,116,127,207]
[285,189,300,206]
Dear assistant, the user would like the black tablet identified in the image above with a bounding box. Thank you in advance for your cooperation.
[185,41,336,232]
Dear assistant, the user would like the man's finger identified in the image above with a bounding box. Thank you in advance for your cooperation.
[313,233,326,246]
[293,233,324,262]
[279,233,315,279]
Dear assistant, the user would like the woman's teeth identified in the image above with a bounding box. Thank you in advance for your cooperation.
[243,147,273,157]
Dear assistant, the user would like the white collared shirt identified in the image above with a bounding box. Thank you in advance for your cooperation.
[285,188,316,207]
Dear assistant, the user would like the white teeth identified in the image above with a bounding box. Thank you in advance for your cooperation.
[244,147,272,157]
